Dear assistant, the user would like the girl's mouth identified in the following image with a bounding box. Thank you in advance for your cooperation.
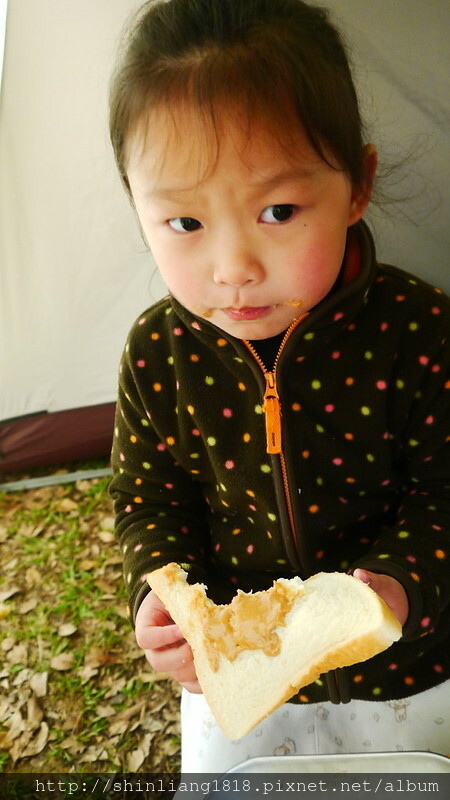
[223,306,272,321]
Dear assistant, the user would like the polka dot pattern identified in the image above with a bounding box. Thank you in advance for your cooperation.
[110,233,450,702]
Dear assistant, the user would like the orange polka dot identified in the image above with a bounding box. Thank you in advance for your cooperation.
[316,550,324,559]
[404,676,415,686]
[410,572,420,582]
[246,490,255,497]
[243,433,251,442]
[232,528,241,535]
[346,477,356,483]
[190,354,200,362]
[298,694,309,702]
[130,435,137,443]
[135,478,142,485]
[153,382,162,392]
[445,380,450,389]
[146,524,156,530]
[353,674,363,683]
[346,377,354,386]
[292,403,302,411]
[238,382,246,391]
[151,332,160,340]
[302,450,310,459]
[435,549,446,559]
[216,338,227,347]
[150,551,161,557]
[166,436,175,445]
[309,504,319,514]
[344,432,354,440]
[133,496,143,503]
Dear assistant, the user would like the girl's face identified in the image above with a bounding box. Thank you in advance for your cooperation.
[126,107,374,340]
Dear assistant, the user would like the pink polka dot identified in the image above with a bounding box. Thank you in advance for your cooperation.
[174,327,184,336]
[165,483,174,489]
[406,555,416,563]
[334,312,344,321]
[333,457,343,466]
[432,364,441,373]
[376,380,387,390]
[249,504,256,511]
[225,460,235,470]
[421,617,431,628]
[431,307,441,315]
[434,664,443,673]
[325,404,335,412]
[157,443,166,451]
[125,505,133,513]
[134,543,143,552]
[181,526,189,534]
[223,408,233,417]
[381,322,389,331]
[137,360,146,368]
[419,355,429,366]
[119,453,126,462]
[332,351,341,359]
[247,545,254,554]
[138,317,146,325]
[191,321,201,330]
[425,415,435,425]
[192,428,200,436]
[388,663,398,670]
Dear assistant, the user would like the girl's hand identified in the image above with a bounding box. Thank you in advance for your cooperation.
[353,568,409,627]
[135,589,202,693]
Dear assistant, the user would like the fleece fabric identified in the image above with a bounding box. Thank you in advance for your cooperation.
[110,221,450,705]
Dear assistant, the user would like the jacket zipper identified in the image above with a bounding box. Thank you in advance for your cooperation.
[243,314,308,551]
[244,314,351,706]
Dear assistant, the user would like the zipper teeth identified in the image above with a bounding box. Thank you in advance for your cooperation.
[243,312,308,555]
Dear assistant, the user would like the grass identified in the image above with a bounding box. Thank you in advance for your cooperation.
[0,460,181,774]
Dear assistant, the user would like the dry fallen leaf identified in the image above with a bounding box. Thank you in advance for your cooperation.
[50,653,74,671]
[58,623,77,637]
[29,672,48,698]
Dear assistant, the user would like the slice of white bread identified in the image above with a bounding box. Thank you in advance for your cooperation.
[147,564,402,739]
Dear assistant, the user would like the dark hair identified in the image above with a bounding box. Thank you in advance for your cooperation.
[109,0,366,197]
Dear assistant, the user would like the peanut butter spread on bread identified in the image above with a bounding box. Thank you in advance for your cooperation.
[200,581,302,670]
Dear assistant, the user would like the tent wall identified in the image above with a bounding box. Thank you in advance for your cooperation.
[1,0,449,473]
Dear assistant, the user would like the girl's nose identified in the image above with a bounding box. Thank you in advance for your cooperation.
[212,243,264,288]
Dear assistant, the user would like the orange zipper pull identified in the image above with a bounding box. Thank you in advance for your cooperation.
[263,372,282,454]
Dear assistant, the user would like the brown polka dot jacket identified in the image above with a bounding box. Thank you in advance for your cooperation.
[110,221,450,704]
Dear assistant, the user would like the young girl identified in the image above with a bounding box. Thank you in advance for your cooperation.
[109,0,450,771]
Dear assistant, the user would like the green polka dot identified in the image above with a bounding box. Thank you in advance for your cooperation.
[142,462,151,470]
[167,535,176,542]
[231,556,239,565]
[408,439,419,447]
[372,687,382,696]
[207,436,217,446]
[304,332,315,341]
[205,376,214,385]
[312,380,321,390]
[361,406,371,416]
[316,424,325,433]
[366,453,375,462]
[364,351,373,360]
[167,356,174,365]
[396,379,405,389]
[260,464,271,474]
[316,477,324,486]
[398,530,410,538]
[190,453,200,459]
[377,553,390,559]
[267,512,277,521]
[409,322,419,331]
[141,419,150,427]
[255,404,263,414]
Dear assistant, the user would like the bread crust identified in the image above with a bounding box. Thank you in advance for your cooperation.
[148,565,402,739]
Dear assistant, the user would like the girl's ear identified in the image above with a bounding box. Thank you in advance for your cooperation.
[348,144,378,226]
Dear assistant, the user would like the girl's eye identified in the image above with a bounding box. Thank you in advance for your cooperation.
[168,217,202,233]
[259,204,297,224]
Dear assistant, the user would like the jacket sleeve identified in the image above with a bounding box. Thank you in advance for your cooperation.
[351,301,450,641]
[109,339,210,623]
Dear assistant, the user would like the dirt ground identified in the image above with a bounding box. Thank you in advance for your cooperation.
[0,468,181,775]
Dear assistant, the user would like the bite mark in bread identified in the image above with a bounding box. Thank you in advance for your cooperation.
[147,564,402,739]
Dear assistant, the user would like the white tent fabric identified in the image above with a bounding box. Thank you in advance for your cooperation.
[0,0,449,472]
